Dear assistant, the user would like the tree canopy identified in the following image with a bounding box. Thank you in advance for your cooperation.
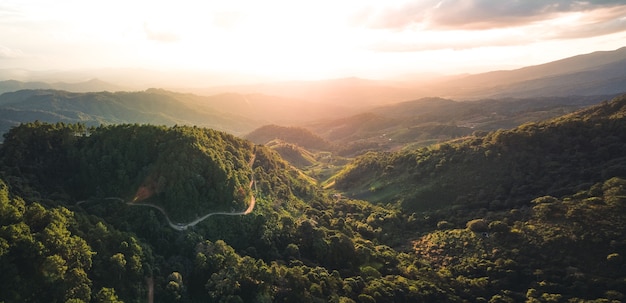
[1,94,625,302]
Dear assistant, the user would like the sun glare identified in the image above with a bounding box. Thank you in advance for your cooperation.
[121,0,369,80]
[1,0,626,82]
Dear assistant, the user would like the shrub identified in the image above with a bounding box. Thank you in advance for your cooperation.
[466,219,489,233]
[488,221,509,233]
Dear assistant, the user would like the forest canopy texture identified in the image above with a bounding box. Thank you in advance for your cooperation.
[1,94,626,302]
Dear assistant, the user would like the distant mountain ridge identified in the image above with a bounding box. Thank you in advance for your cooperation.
[1,47,625,102]
[438,46,626,99]
[0,78,127,94]
[190,47,626,101]
[1,47,625,146]
[0,89,257,136]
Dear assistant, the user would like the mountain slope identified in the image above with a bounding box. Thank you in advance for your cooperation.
[0,123,262,222]
[305,95,611,154]
[245,124,333,150]
[333,94,626,211]
[264,140,318,168]
[438,47,626,98]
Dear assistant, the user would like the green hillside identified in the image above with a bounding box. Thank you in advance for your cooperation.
[264,139,317,168]
[305,95,611,155]
[334,94,626,211]
[245,124,333,151]
[1,123,261,222]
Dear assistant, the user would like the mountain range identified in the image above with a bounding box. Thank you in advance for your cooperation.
[2,47,625,101]
[0,47,624,142]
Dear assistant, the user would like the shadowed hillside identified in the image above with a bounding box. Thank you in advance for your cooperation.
[305,95,612,155]
[334,94,626,211]
[1,123,260,222]
[0,89,257,136]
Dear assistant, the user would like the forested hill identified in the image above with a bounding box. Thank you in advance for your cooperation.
[0,123,262,222]
[334,94,626,211]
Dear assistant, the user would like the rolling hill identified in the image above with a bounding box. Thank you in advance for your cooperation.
[0,89,258,136]
[244,124,332,151]
[333,93,626,211]
[1,47,625,148]
[304,95,614,154]
[436,46,626,99]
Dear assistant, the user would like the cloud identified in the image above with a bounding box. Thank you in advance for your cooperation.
[543,5,626,39]
[356,0,626,30]
[366,28,529,52]
[358,1,626,53]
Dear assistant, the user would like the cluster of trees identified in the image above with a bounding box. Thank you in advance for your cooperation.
[4,169,625,302]
[411,177,626,302]
[0,178,150,302]
[1,94,625,302]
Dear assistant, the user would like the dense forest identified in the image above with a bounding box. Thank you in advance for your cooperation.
[0,94,625,302]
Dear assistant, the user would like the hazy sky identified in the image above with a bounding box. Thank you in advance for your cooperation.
[1,0,626,82]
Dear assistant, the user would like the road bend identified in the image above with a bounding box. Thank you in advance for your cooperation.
[94,152,258,231]
[127,154,256,231]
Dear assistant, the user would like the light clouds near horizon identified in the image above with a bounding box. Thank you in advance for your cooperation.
[1,0,625,83]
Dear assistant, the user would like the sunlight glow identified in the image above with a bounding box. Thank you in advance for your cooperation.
[0,0,625,82]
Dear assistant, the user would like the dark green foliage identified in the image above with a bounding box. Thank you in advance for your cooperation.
[2,123,256,221]
[1,94,626,303]
[466,219,489,232]
[412,177,626,302]
[0,179,94,302]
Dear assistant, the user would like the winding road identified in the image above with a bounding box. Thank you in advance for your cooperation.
[78,153,257,231]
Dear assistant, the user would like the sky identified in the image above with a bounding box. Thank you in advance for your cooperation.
[1,0,626,84]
